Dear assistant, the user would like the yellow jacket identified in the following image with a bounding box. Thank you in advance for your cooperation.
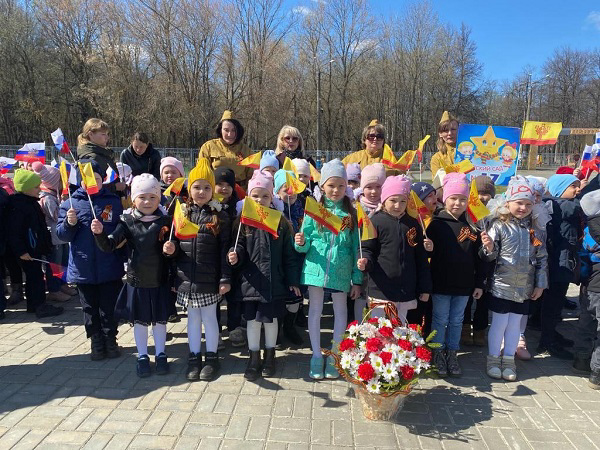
[198,138,253,186]
[429,145,455,177]
[342,149,399,176]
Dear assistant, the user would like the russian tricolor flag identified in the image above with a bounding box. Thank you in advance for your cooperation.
[596,132,600,145]
[51,128,71,154]
[0,156,17,174]
[582,145,593,162]
[14,143,46,164]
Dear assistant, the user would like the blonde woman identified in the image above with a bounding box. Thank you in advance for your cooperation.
[430,111,459,177]
[274,125,316,168]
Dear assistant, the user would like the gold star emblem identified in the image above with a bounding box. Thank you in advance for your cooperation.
[471,126,507,160]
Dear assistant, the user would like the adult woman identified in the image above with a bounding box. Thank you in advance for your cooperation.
[274,125,316,168]
[198,111,252,189]
[430,111,459,177]
[120,132,161,180]
[342,120,397,176]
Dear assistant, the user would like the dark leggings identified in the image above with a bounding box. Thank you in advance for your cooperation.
[78,280,123,338]
[463,293,489,331]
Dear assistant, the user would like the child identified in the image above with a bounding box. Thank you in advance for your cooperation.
[427,172,484,377]
[411,181,438,216]
[57,160,124,359]
[292,158,313,206]
[160,157,185,192]
[164,159,232,382]
[260,150,279,176]
[357,175,432,320]
[346,163,361,190]
[481,177,547,381]
[228,171,301,380]
[294,159,362,379]
[7,169,63,318]
[92,174,172,377]
[215,166,239,220]
[120,131,162,179]
[357,163,385,215]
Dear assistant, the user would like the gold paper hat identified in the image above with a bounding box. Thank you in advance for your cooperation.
[439,111,451,124]
[368,119,379,127]
[221,110,234,122]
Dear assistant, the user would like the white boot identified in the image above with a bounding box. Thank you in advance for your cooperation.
[501,356,517,381]
[486,355,502,379]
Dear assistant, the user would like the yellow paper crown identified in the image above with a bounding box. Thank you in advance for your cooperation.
[439,110,451,124]
[189,158,215,191]
[221,110,234,122]
[368,119,379,127]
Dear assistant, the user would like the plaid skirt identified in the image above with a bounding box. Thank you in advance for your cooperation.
[176,290,220,309]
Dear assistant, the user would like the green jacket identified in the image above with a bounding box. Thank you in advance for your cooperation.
[295,198,362,292]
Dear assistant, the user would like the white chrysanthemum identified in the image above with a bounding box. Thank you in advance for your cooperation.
[382,343,397,353]
[340,354,353,369]
[347,324,361,336]
[378,318,392,328]
[370,355,385,373]
[381,364,399,382]
[366,380,381,394]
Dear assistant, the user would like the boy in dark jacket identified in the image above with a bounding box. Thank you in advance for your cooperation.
[120,132,162,180]
[8,169,63,318]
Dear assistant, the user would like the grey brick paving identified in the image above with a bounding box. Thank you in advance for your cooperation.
[1,284,599,449]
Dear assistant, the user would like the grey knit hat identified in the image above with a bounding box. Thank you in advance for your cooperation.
[319,158,347,187]
[581,190,600,217]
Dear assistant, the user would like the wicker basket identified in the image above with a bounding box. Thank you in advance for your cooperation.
[353,385,411,420]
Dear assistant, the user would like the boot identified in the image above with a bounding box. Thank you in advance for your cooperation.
[572,352,592,375]
[446,350,462,377]
[262,348,276,377]
[282,311,303,345]
[515,335,531,360]
[433,349,447,378]
[90,334,106,361]
[460,324,473,346]
[472,330,486,347]
[486,355,502,379]
[590,368,600,390]
[7,284,23,305]
[244,350,262,381]
[186,353,201,381]
[199,352,220,381]
[501,356,517,381]
[104,334,121,359]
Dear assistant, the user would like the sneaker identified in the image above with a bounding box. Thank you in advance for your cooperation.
[137,355,151,378]
[229,327,247,348]
[486,355,502,379]
[35,303,64,318]
[501,356,517,381]
[472,330,486,347]
[324,355,339,379]
[167,314,180,323]
[60,284,78,296]
[218,335,226,351]
[309,356,325,380]
[446,350,462,377]
[155,353,169,375]
[433,349,448,378]
[515,336,531,361]
[590,369,600,390]
[537,343,574,360]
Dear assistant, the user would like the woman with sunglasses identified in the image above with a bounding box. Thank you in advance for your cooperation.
[430,111,460,178]
[342,120,397,176]
[275,125,316,169]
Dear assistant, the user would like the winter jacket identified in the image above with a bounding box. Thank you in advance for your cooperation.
[342,147,399,177]
[429,145,455,178]
[174,203,232,294]
[7,193,52,258]
[230,216,300,303]
[120,144,161,179]
[361,211,432,302]
[295,198,363,292]
[481,216,548,302]
[95,209,172,288]
[39,190,66,245]
[77,142,120,194]
[585,216,600,292]
[543,196,583,284]
[427,210,485,296]
[281,196,305,234]
[56,187,125,284]
[198,138,253,187]
[0,187,10,255]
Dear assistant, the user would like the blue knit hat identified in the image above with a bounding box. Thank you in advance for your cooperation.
[274,169,295,194]
[411,181,435,201]
[546,174,578,198]
[260,150,279,171]
[319,158,347,187]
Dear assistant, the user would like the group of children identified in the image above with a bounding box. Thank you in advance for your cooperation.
[1,118,598,391]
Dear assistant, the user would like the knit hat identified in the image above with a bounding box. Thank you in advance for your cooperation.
[13,168,41,193]
[188,158,215,191]
[214,166,235,189]
[274,169,295,194]
[381,175,412,203]
[319,158,347,187]
[260,150,279,171]
[131,173,161,201]
[474,175,496,197]
[160,156,184,178]
[360,163,386,188]
[546,174,578,198]
[248,169,274,194]
[442,172,469,202]
[31,161,61,192]
[411,182,435,201]
[346,163,361,182]
[432,169,446,190]
[581,190,600,217]
[526,176,547,195]
[292,158,310,177]
[505,175,534,203]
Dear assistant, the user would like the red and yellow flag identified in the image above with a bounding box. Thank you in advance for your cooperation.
[282,157,294,172]
[240,197,282,238]
[163,177,185,197]
[520,121,562,145]
[407,191,431,224]
[238,151,261,169]
[356,202,377,241]
[394,150,416,172]
[78,162,99,195]
[286,171,306,195]
[381,144,397,168]
[309,163,321,182]
[416,135,430,163]
[445,159,475,174]
[59,157,69,196]
[467,179,490,223]
[304,196,342,235]
[173,199,200,240]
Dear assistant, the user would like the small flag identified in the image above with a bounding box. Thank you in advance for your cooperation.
[173,199,200,240]
[47,262,68,282]
[582,145,593,162]
[309,163,321,182]
[285,171,306,195]
[407,191,431,224]
[51,128,71,154]
[394,150,416,172]
[595,132,600,145]
[238,151,261,169]
[78,162,99,195]
[416,135,430,163]
[304,196,342,235]
[520,121,562,145]
[356,202,377,241]
[0,156,17,174]
[164,177,185,197]
[467,179,490,223]
[59,157,70,195]
[282,157,294,172]
[381,144,397,167]
[15,143,46,164]
[240,197,282,238]
[445,159,475,174]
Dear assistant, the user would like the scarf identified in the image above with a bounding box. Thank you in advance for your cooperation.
[133,208,162,223]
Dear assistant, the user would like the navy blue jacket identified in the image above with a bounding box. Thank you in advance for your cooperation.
[56,187,125,284]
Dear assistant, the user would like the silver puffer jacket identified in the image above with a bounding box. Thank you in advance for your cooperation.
[482,217,548,302]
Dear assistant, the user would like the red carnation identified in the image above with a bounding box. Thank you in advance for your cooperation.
[368,318,379,325]
[401,366,415,380]
[379,326,394,338]
[379,351,393,365]
[357,362,375,381]
[346,320,358,330]
[397,339,412,352]
[339,338,356,352]
[409,323,422,333]
[416,347,432,362]
[366,338,383,352]
[391,318,400,326]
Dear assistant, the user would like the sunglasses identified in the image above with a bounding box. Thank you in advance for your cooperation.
[366,134,385,141]
[284,136,299,142]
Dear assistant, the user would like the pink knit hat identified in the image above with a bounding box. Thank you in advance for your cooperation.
[442,172,469,202]
[381,175,412,203]
[131,173,161,201]
[248,170,274,194]
[360,163,386,188]
[31,161,61,192]
[160,157,184,178]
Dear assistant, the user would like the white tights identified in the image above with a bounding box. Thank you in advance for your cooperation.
[246,319,278,351]
[308,286,347,357]
[187,304,219,354]
[488,312,522,357]
[133,323,167,356]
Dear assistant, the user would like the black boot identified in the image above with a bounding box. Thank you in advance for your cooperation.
[572,353,591,375]
[104,334,121,359]
[186,353,201,381]
[199,352,220,381]
[282,312,303,345]
[590,368,600,390]
[262,348,276,377]
[90,334,106,361]
[244,350,262,381]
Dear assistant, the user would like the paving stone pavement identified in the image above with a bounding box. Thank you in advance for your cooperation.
[0,284,599,449]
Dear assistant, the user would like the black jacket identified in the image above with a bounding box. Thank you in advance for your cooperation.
[427,210,484,296]
[174,204,232,294]
[230,217,300,303]
[0,187,9,256]
[77,142,120,194]
[120,144,161,179]
[586,214,600,292]
[361,211,432,302]
[95,210,172,288]
[7,193,52,258]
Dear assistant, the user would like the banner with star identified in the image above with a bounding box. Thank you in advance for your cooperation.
[454,124,522,186]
